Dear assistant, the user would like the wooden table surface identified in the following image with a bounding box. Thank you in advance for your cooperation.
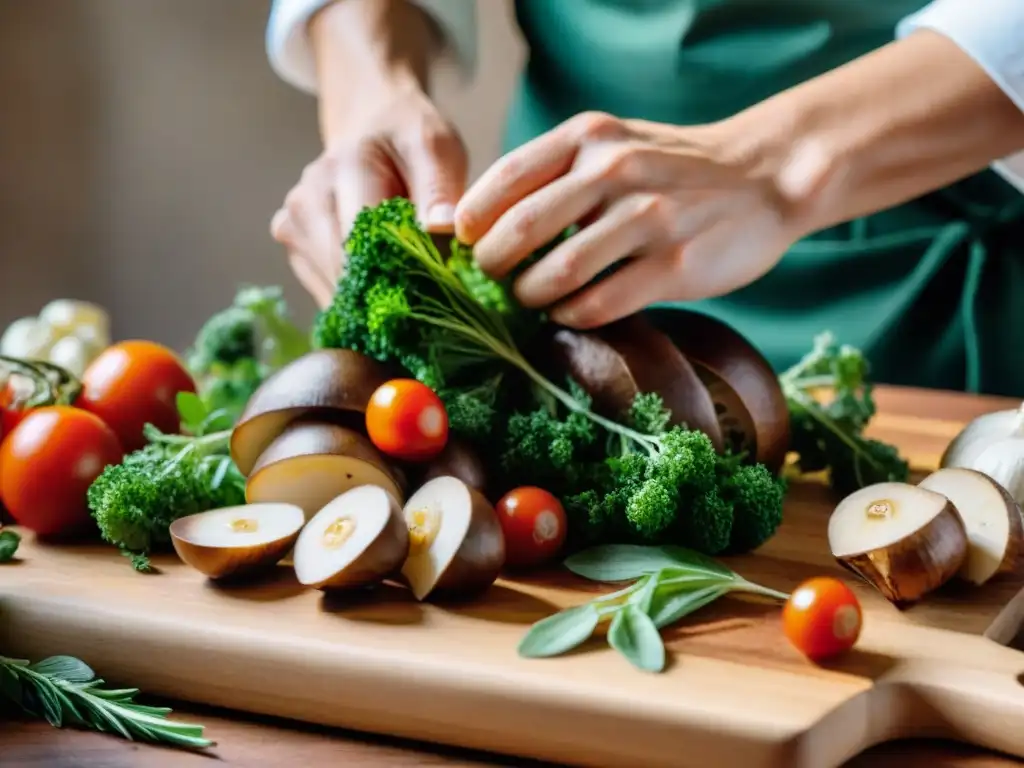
[4,385,1024,768]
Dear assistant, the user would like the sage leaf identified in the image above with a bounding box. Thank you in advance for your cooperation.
[628,571,661,613]
[0,529,20,562]
[649,584,731,629]
[565,544,733,583]
[518,604,600,658]
[30,656,95,683]
[607,604,665,672]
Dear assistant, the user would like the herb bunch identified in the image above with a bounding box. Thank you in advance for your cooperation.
[0,654,212,749]
[518,545,788,672]
[780,332,909,495]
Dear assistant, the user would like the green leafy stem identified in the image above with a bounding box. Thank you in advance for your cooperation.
[518,545,788,673]
[0,654,212,749]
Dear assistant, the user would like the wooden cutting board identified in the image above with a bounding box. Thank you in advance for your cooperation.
[4,390,1024,768]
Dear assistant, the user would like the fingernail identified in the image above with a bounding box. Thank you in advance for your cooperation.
[422,203,456,232]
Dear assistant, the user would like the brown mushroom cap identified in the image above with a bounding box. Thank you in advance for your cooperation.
[547,314,724,451]
[230,349,391,476]
[245,422,404,519]
[419,438,488,493]
[644,307,790,473]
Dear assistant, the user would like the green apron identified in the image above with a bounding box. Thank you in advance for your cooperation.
[505,0,1024,397]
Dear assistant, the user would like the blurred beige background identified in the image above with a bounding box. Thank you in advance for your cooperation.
[0,0,523,349]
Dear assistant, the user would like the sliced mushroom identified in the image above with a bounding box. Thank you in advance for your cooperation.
[245,422,404,520]
[828,481,968,606]
[169,502,305,580]
[292,485,409,590]
[918,467,1024,585]
[400,476,505,601]
[230,348,391,475]
[419,437,487,493]
[547,314,723,450]
[644,307,790,472]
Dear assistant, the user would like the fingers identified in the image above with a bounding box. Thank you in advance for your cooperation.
[511,193,665,308]
[550,247,678,329]
[472,172,606,280]
[397,125,468,234]
[333,142,407,240]
[454,114,610,244]
[288,252,335,310]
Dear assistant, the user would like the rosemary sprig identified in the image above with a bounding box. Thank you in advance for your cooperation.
[518,545,789,672]
[0,654,213,750]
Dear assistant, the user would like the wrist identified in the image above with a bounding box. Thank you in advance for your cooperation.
[310,0,440,143]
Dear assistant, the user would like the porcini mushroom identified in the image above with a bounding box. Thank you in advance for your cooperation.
[245,422,404,520]
[644,307,791,472]
[827,481,968,605]
[918,467,1024,585]
[547,314,723,450]
[400,475,505,601]
[292,484,410,590]
[169,502,305,580]
[230,348,391,475]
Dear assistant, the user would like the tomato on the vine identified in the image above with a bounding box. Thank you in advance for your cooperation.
[77,340,196,452]
[783,576,862,662]
[0,406,124,537]
[0,381,31,438]
[495,486,567,569]
[365,379,448,462]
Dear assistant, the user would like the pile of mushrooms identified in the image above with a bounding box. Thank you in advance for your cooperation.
[828,466,1024,606]
[169,348,504,601]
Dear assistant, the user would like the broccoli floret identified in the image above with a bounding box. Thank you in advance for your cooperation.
[721,462,787,553]
[187,306,256,372]
[87,433,244,571]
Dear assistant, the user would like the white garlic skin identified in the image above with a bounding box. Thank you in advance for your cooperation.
[970,439,1024,508]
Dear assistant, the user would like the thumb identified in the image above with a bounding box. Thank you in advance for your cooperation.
[402,126,468,234]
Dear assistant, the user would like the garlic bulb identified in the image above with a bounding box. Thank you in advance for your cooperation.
[1,299,111,376]
[962,409,1024,507]
[942,401,1024,470]
[0,316,58,360]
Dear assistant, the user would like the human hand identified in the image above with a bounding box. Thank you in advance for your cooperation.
[454,112,806,329]
[271,85,468,309]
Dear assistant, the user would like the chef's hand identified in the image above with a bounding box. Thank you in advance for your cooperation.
[454,112,806,329]
[270,0,468,309]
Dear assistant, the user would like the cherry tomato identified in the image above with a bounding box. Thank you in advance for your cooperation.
[783,576,862,662]
[0,381,31,438]
[365,379,448,461]
[77,340,196,452]
[0,406,123,537]
[495,486,567,569]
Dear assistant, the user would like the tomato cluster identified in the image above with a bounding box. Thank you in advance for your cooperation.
[0,340,196,537]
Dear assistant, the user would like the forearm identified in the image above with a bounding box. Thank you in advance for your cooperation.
[727,29,1024,236]
[309,0,442,145]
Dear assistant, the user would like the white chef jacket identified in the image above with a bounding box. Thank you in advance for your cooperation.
[265,0,1024,192]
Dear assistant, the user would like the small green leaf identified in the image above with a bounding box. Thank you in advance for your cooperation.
[628,572,661,613]
[518,604,601,658]
[564,544,734,583]
[176,391,207,430]
[607,604,665,672]
[0,529,21,562]
[648,584,730,629]
[30,656,95,683]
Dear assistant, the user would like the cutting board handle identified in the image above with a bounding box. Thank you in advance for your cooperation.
[897,660,1024,758]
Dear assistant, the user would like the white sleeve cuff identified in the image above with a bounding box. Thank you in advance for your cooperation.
[266,0,478,96]
[897,0,1024,194]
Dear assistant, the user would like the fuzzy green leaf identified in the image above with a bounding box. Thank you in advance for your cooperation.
[565,544,734,583]
[517,604,600,658]
[607,604,665,672]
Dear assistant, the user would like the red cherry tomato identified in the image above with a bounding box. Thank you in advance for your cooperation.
[77,340,196,452]
[0,406,123,537]
[0,381,31,438]
[783,576,862,662]
[365,379,448,461]
[495,486,567,569]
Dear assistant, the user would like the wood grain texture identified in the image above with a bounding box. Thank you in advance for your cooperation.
[3,385,1024,768]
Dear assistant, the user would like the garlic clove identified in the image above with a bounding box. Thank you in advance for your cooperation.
[941,402,1024,470]
[970,438,1024,508]
[38,299,110,338]
[0,316,58,360]
[47,335,93,378]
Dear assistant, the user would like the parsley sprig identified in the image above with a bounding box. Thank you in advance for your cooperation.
[0,654,212,749]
